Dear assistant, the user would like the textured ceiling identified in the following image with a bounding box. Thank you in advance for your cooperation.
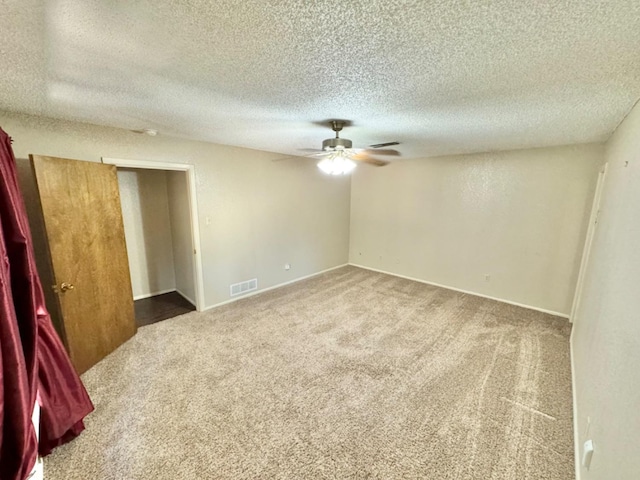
[1,1,639,159]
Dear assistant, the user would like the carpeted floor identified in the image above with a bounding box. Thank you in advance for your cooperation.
[44,266,574,479]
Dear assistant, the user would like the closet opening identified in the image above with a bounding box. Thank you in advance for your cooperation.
[102,158,205,326]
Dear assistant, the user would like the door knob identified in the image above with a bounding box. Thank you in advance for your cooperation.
[59,282,75,292]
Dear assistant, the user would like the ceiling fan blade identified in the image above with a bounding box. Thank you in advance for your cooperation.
[350,153,389,167]
[369,141,400,148]
[271,152,323,162]
[361,148,400,156]
[298,148,324,152]
[270,155,301,162]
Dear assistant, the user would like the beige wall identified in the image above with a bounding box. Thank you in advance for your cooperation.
[349,144,603,315]
[572,102,640,479]
[117,168,176,299]
[5,109,603,316]
[2,111,351,308]
[167,170,195,304]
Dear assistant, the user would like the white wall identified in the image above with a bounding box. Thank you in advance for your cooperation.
[571,101,640,479]
[167,170,195,304]
[350,144,603,315]
[2,111,351,308]
[117,168,176,299]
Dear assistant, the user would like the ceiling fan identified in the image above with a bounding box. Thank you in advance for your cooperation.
[306,120,400,175]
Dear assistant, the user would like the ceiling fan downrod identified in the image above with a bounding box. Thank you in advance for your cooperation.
[323,120,352,151]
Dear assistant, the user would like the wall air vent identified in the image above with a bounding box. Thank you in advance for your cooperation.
[230,278,258,297]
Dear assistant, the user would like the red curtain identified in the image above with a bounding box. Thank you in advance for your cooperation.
[0,127,94,479]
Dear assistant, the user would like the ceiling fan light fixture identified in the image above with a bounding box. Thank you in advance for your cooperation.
[317,153,356,175]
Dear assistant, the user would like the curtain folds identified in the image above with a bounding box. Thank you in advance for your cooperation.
[0,127,94,479]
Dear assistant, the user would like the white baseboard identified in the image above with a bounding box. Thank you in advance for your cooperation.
[570,331,581,480]
[176,289,196,307]
[133,288,176,301]
[202,264,349,311]
[348,263,569,319]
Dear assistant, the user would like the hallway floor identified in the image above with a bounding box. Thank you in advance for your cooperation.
[134,291,195,327]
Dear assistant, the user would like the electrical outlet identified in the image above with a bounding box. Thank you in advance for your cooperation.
[582,439,594,470]
[484,274,491,282]
[284,263,291,271]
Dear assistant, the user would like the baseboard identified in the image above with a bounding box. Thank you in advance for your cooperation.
[202,264,349,311]
[348,263,570,319]
[176,289,196,307]
[570,331,581,480]
[133,288,176,301]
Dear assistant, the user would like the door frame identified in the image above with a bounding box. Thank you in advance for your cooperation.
[569,162,608,323]
[102,157,205,312]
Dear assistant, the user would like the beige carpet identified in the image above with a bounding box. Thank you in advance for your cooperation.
[44,266,574,479]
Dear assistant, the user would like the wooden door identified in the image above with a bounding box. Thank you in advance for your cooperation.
[30,155,136,374]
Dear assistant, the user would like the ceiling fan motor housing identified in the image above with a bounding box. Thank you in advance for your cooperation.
[322,137,353,151]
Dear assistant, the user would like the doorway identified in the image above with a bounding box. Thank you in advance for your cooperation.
[102,158,205,319]
[19,155,137,373]
[570,162,608,323]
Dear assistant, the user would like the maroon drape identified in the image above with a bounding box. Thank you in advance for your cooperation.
[0,127,94,479]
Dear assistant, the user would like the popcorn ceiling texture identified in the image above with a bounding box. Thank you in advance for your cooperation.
[1,1,639,158]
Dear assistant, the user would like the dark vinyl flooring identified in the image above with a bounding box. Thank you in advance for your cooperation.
[134,291,196,327]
